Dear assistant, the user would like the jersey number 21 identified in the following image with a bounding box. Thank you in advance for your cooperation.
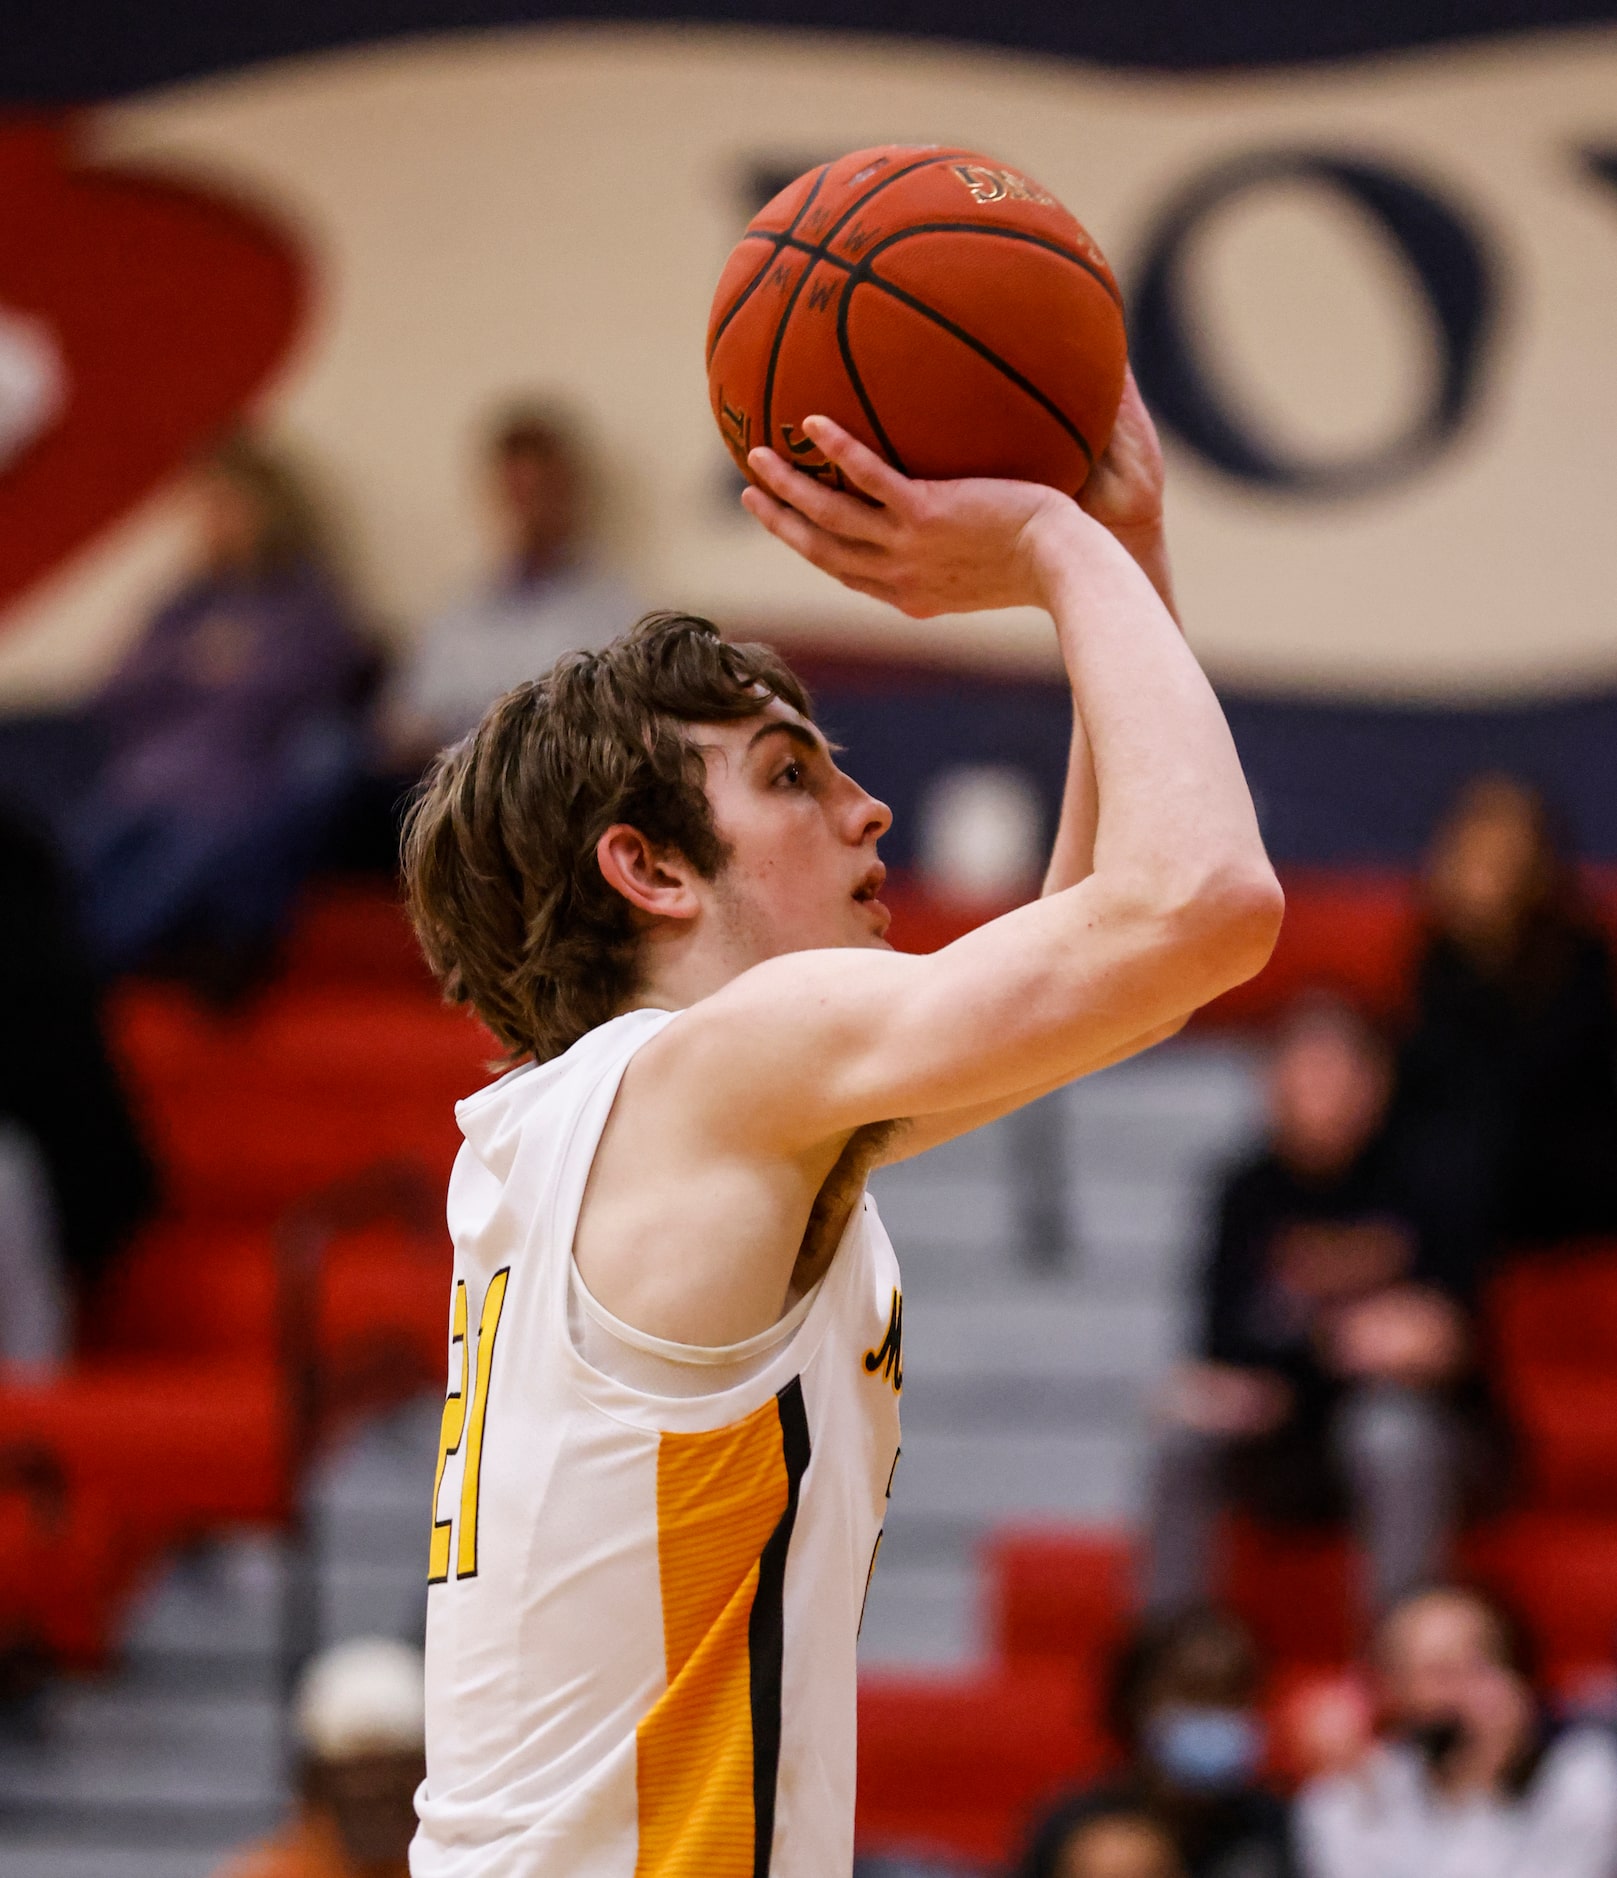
[428,1268,510,1584]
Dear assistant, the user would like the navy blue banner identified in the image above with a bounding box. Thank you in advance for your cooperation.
[792,659,1617,868]
[5,0,1615,102]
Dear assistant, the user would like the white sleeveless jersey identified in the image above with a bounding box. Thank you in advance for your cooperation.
[411,1008,904,1878]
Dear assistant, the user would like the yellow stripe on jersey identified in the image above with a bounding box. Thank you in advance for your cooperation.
[634,1397,789,1878]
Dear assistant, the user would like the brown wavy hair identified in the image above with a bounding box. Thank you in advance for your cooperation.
[402,612,812,1063]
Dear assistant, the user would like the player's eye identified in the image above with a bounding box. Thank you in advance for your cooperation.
[774,760,806,789]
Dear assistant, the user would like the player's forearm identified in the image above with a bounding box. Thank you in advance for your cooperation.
[1030,506,1279,981]
[1109,519,1179,625]
[877,1011,1188,1164]
[1041,711,1098,897]
[1041,523,1175,899]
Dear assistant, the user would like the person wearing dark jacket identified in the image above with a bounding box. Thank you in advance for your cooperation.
[1144,996,1493,1620]
[1393,773,1617,1253]
[1020,1609,1294,1878]
[67,432,370,991]
[0,810,155,1321]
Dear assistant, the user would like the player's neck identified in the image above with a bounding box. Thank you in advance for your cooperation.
[620,915,766,1017]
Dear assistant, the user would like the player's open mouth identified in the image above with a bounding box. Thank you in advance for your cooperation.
[851,863,887,905]
[852,864,890,933]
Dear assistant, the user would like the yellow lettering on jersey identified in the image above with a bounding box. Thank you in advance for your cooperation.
[863,1286,903,1393]
[427,1280,469,1585]
[455,1266,510,1580]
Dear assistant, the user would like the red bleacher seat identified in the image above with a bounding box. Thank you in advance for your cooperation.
[1488,1246,1617,1510]
[1471,1513,1617,1672]
[98,1218,449,1400]
[138,1091,461,1219]
[0,1361,288,1554]
[109,980,491,1219]
[985,1524,1132,1670]
[0,1477,133,1669]
[1491,1244,1617,1373]
[42,884,479,1666]
[857,1664,1110,1869]
[278,881,436,990]
[1226,1518,1357,1667]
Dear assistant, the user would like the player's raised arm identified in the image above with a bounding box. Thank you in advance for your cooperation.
[674,398,1282,1147]
[871,375,1196,1161]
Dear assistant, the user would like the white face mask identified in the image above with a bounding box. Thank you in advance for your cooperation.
[1144,1706,1265,1792]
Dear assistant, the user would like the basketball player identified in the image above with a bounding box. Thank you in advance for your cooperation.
[404,376,1282,1877]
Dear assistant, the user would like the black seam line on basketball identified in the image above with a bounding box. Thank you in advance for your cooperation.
[760,259,819,463]
[857,221,1122,308]
[795,150,984,272]
[851,269,1095,467]
[707,165,831,367]
[834,270,909,476]
[707,242,784,370]
[748,1377,811,1878]
[760,153,976,450]
[766,220,1120,309]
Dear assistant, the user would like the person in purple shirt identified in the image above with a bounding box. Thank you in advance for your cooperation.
[70,432,371,993]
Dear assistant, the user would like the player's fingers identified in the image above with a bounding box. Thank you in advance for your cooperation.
[740,486,885,579]
[837,573,901,604]
[800,417,911,509]
[746,447,892,544]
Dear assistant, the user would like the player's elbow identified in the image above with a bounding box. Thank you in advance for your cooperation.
[1126,852,1277,999]
[1167,857,1284,993]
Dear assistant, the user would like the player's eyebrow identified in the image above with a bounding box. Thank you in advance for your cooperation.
[746,720,832,760]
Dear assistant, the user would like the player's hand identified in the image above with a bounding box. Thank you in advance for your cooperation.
[1078,368,1165,543]
[742,416,1089,618]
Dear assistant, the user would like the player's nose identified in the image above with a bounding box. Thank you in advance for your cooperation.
[848,779,892,844]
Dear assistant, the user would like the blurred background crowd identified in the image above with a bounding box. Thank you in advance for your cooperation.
[5,0,1617,1874]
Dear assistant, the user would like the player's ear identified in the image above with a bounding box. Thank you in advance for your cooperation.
[596,824,701,923]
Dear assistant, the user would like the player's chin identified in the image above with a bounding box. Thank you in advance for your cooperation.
[847,895,893,946]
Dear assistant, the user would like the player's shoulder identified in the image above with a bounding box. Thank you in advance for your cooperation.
[637,947,900,1079]
[619,949,913,1158]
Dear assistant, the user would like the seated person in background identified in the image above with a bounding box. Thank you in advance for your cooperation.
[1021,1608,1295,1878]
[1144,996,1493,1621]
[69,431,370,992]
[1393,773,1617,1251]
[0,1123,66,1374]
[0,810,154,1334]
[1296,1584,1617,1878]
[384,400,634,761]
[218,1637,424,1878]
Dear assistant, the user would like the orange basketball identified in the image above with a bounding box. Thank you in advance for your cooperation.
[707,145,1127,499]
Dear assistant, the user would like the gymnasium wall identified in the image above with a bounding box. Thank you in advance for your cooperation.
[3,22,1617,700]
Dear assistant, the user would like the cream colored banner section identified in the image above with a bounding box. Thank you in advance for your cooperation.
[3,24,1615,701]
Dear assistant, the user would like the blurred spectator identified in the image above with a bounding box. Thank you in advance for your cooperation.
[1144,997,1493,1619]
[1035,1799,1187,1878]
[217,1637,424,1878]
[1392,774,1617,1254]
[67,431,370,993]
[1295,1584,1617,1878]
[383,399,633,761]
[0,1123,66,1373]
[1020,1608,1295,1878]
[0,809,154,1329]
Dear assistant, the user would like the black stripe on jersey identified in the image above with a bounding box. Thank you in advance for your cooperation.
[748,1375,812,1878]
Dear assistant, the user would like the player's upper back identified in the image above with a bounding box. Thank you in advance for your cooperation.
[414,1007,903,1878]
